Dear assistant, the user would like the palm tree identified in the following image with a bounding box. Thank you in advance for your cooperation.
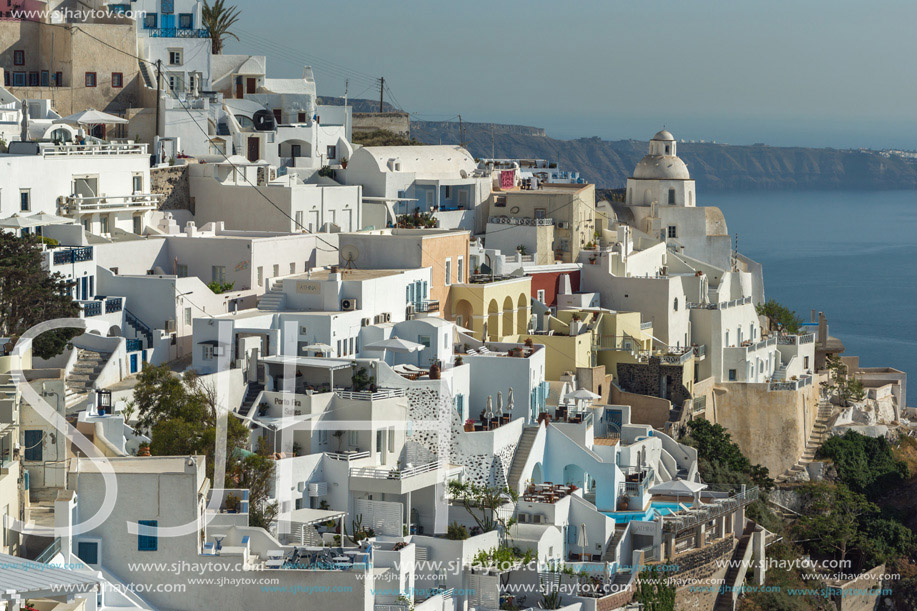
[202,0,241,55]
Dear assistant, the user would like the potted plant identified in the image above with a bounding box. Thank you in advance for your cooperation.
[617,496,629,511]
[429,362,441,379]
[464,419,476,432]
[340,156,348,169]
[524,337,534,349]
[224,492,241,513]
[454,355,464,366]
[137,442,151,457]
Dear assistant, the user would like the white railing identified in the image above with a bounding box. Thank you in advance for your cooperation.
[60,193,162,214]
[768,374,813,392]
[326,450,371,461]
[688,296,753,310]
[42,143,148,157]
[350,460,447,480]
[334,388,406,401]
[488,216,553,226]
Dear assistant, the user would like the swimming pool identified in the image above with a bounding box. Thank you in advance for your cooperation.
[604,502,689,523]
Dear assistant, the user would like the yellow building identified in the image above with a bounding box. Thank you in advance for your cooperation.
[448,276,531,341]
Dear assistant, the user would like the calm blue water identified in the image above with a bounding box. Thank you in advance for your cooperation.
[711,190,917,381]
[604,502,687,523]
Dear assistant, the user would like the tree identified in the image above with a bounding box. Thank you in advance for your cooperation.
[684,418,773,491]
[755,299,804,334]
[824,355,866,407]
[796,483,876,564]
[817,430,908,495]
[202,0,240,55]
[233,451,278,529]
[633,566,676,611]
[0,232,81,359]
[447,480,517,534]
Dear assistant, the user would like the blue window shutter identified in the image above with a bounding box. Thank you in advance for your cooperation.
[23,430,42,461]
[77,541,99,564]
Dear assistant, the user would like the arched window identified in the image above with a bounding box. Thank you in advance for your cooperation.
[668,188,676,205]
[673,297,678,311]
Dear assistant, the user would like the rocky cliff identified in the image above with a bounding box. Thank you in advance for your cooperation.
[411,120,917,191]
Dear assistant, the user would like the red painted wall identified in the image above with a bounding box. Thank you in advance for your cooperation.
[529,270,580,307]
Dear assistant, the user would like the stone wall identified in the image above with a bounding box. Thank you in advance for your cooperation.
[352,112,411,137]
[151,164,193,213]
[831,564,887,611]
[665,537,736,610]
[616,357,691,408]
[610,384,672,430]
[714,382,818,477]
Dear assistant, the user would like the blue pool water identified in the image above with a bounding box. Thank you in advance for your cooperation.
[604,502,688,523]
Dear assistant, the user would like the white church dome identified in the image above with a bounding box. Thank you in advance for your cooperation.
[652,129,675,142]
[633,155,691,180]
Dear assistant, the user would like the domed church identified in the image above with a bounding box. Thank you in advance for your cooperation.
[625,130,696,207]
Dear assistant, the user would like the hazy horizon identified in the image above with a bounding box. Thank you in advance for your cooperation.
[227,0,916,151]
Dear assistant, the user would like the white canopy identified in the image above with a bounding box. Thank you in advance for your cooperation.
[564,388,600,402]
[648,478,707,496]
[28,212,72,225]
[364,337,425,353]
[0,214,41,229]
[55,108,128,126]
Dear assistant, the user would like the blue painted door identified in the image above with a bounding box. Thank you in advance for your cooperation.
[130,353,139,373]
[80,277,88,300]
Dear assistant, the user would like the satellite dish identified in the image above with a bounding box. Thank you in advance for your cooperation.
[252,109,276,132]
[341,244,360,268]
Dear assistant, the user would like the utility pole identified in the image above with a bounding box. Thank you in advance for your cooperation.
[378,76,384,113]
[155,59,162,139]
[344,79,349,107]
[491,123,495,159]
[458,114,464,149]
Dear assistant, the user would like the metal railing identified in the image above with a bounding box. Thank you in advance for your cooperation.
[662,487,759,534]
[144,27,210,38]
[640,321,653,330]
[692,395,707,413]
[488,216,553,226]
[334,388,406,401]
[126,339,142,352]
[42,143,147,157]
[105,297,123,313]
[416,299,440,313]
[79,300,102,317]
[692,344,706,358]
[350,460,446,480]
[35,537,61,564]
[768,374,813,392]
[777,333,815,345]
[687,296,753,310]
[60,193,162,214]
[52,246,93,265]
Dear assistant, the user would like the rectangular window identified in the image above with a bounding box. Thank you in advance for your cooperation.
[143,13,157,28]
[28,72,38,86]
[667,225,677,238]
[54,72,62,87]
[537,289,546,303]
[13,50,24,66]
[112,72,123,88]
[184,307,192,326]
[133,216,142,235]
[668,189,676,205]
[19,189,29,211]
[178,13,193,28]
[456,256,464,283]
[298,112,306,123]
[77,541,99,565]
[3,72,8,86]
[443,186,452,200]
[444,258,452,286]
[349,430,358,447]
[326,145,336,160]
[256,267,263,287]
[23,430,42,461]
[85,72,97,87]
[418,335,431,348]
[212,266,226,284]
[289,262,295,275]
[132,174,143,193]
[458,189,469,206]
[728,369,737,381]
[40,70,49,86]
[176,264,188,277]
[203,344,214,360]
[168,50,182,66]
[804,356,810,369]
[494,195,507,208]
[12,72,25,87]
[137,520,158,551]
[272,264,279,277]
[161,0,174,13]
[99,215,109,234]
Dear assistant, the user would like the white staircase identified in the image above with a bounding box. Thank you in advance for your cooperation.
[775,402,835,483]
[65,349,106,403]
[507,426,540,493]
[257,281,286,311]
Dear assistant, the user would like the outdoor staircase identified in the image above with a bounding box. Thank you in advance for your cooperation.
[602,526,627,563]
[138,60,156,89]
[775,403,835,483]
[238,383,264,418]
[257,281,286,311]
[300,523,324,546]
[124,308,154,348]
[507,425,540,493]
[713,522,756,611]
[772,363,789,381]
[66,349,106,397]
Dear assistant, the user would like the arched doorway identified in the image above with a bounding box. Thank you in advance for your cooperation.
[487,299,500,340]
[502,296,514,339]
[107,325,122,337]
[517,293,529,334]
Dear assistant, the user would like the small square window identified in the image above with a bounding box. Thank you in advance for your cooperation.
[12,72,25,87]
[27,72,38,86]
[85,72,97,87]
[168,51,182,66]
[178,13,193,28]
[667,225,677,238]
[728,369,737,381]
[77,541,99,565]
[112,72,123,88]
[143,13,158,29]
[13,50,24,66]
[19,190,30,211]
[326,145,337,160]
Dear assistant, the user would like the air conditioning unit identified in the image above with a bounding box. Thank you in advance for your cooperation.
[382,312,392,323]
[361,318,371,327]
[557,221,570,230]
[165,319,176,333]
[341,298,358,311]
[308,482,328,497]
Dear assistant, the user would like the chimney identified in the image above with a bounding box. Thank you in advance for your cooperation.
[817,312,828,345]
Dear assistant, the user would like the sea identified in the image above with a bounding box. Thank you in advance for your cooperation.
[710,189,917,387]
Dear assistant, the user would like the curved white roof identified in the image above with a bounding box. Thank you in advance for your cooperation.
[353,145,476,178]
[652,129,675,141]
[633,154,691,180]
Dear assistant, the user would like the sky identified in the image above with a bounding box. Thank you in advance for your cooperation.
[226,0,916,150]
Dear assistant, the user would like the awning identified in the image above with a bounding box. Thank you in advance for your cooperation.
[0,552,100,600]
[648,479,707,496]
[288,507,347,525]
[261,355,353,370]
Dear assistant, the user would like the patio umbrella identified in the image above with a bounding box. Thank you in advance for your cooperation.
[0,214,42,229]
[302,343,333,355]
[363,337,425,353]
[55,108,128,127]
[564,388,600,412]
[496,391,504,417]
[648,479,707,500]
[507,387,514,414]
[28,212,72,225]
[484,395,494,420]
[577,523,588,559]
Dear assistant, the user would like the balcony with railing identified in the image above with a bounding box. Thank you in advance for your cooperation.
[42,143,148,157]
[768,374,813,392]
[661,487,759,535]
[777,333,815,345]
[51,246,94,265]
[488,216,554,226]
[334,388,406,401]
[349,460,463,494]
[414,299,439,313]
[78,296,123,318]
[144,27,210,38]
[687,296,753,310]
[59,193,162,215]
